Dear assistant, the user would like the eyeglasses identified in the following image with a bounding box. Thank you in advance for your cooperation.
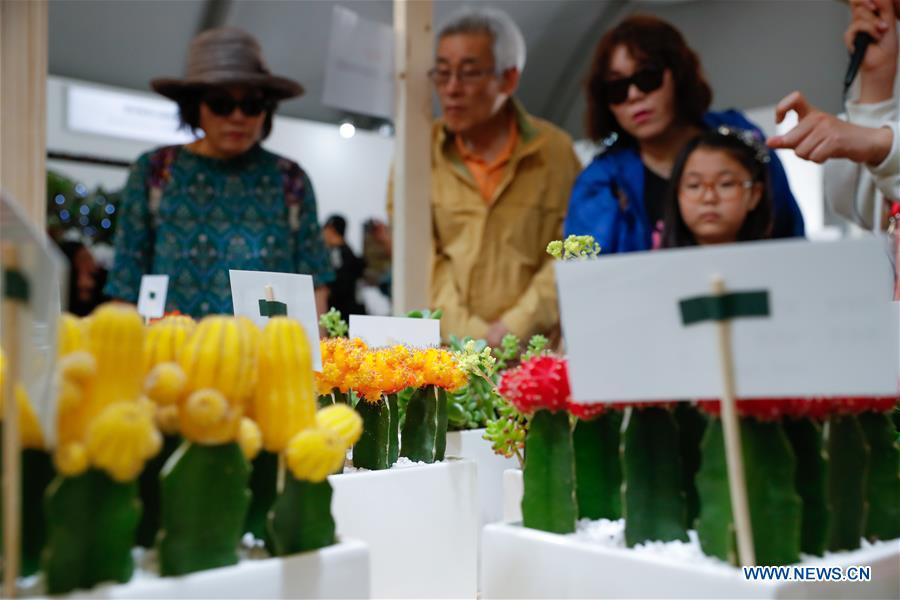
[680,177,754,201]
[202,91,272,117]
[427,66,497,87]
[603,67,665,105]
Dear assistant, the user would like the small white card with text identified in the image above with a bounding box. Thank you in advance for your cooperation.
[137,275,169,319]
[349,315,440,348]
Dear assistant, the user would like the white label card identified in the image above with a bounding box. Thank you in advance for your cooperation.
[137,275,169,319]
[229,270,322,371]
[349,315,440,348]
[557,238,897,403]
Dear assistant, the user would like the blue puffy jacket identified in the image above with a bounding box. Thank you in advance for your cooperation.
[563,110,805,253]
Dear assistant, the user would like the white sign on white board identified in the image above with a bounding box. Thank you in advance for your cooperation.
[558,238,896,403]
[137,275,169,319]
[349,315,440,348]
[229,270,322,371]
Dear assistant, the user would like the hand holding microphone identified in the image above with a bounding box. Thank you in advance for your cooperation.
[843,0,898,102]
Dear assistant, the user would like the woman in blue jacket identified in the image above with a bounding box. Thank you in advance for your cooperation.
[564,15,804,253]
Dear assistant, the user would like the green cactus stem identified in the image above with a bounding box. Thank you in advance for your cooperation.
[353,397,391,470]
[158,441,251,576]
[573,411,622,520]
[521,409,576,534]
[0,449,56,578]
[434,387,449,461]
[269,475,336,555]
[623,407,688,546]
[136,433,180,548]
[697,418,801,565]
[245,449,279,542]
[401,385,441,463]
[674,403,707,529]
[858,411,899,542]
[827,414,869,552]
[783,417,830,556]
[43,469,140,594]
[387,393,400,466]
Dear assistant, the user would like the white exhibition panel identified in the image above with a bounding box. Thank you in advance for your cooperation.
[444,429,518,527]
[557,238,897,403]
[329,459,478,599]
[64,539,370,599]
[229,270,322,371]
[481,523,899,599]
[501,468,523,524]
[349,314,440,348]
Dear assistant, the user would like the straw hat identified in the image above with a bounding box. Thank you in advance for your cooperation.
[151,27,304,100]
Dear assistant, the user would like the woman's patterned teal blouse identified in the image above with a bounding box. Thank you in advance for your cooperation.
[104,144,334,318]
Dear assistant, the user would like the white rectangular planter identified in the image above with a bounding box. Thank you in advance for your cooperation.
[502,468,523,523]
[445,428,519,525]
[330,458,478,598]
[481,523,899,599]
[62,539,370,599]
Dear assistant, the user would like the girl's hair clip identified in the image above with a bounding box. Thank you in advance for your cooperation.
[716,125,771,165]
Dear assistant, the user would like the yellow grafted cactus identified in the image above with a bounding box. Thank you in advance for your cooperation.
[236,316,261,413]
[85,402,162,482]
[253,317,316,452]
[286,428,346,483]
[58,313,87,356]
[238,417,262,460]
[54,442,89,477]
[83,303,146,417]
[143,315,196,373]
[144,362,187,406]
[316,404,363,447]
[178,316,255,401]
[59,351,97,384]
[156,404,180,435]
[179,388,242,445]
[0,353,45,449]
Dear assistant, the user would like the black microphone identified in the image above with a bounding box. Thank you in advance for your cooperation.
[844,31,874,95]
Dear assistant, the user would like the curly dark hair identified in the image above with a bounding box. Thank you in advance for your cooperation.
[585,14,712,145]
[176,86,276,140]
[662,130,773,248]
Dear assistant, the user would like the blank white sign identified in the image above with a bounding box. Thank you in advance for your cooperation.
[557,238,897,403]
[137,275,169,319]
[349,315,440,348]
[229,270,322,371]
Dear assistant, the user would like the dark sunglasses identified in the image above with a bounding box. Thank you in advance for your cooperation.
[602,67,665,105]
[202,91,272,117]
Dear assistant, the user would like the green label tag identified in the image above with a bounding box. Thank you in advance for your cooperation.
[3,268,29,302]
[258,299,288,317]
[679,290,769,326]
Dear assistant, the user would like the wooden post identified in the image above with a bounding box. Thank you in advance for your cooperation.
[1,243,22,598]
[711,276,756,566]
[0,0,48,228]
[392,0,432,315]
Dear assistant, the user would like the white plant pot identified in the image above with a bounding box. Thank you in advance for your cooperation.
[62,539,370,599]
[481,522,900,599]
[502,468,523,523]
[330,458,478,599]
[445,428,519,525]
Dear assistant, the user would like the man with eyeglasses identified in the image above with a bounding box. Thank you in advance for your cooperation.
[391,7,581,346]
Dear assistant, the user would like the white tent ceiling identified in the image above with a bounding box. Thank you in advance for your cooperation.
[49,0,852,137]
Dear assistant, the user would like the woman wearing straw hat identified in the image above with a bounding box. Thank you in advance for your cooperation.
[105,27,334,318]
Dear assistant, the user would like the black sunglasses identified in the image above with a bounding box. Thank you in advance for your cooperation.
[603,67,665,105]
[202,91,272,117]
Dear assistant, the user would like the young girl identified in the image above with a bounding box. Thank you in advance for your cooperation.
[663,128,774,247]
